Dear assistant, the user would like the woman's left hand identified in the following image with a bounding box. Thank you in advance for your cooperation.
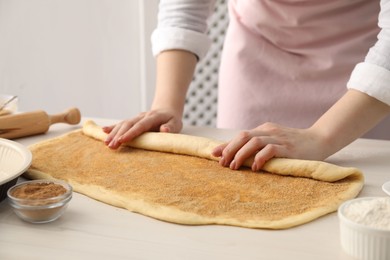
[211,122,328,171]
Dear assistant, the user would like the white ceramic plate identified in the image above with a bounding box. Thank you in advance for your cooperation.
[0,138,32,185]
[382,181,390,196]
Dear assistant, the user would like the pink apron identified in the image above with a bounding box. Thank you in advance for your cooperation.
[217,0,390,139]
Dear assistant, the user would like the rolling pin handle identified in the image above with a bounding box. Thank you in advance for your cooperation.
[49,107,81,125]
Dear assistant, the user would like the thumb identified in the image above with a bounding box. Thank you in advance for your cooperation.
[159,119,182,133]
[160,124,171,133]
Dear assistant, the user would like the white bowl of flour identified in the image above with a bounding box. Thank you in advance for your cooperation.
[338,197,390,260]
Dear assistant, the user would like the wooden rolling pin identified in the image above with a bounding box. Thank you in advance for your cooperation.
[0,107,81,139]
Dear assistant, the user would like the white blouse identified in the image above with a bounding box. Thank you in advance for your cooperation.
[151,0,216,59]
[151,0,390,106]
[347,0,390,105]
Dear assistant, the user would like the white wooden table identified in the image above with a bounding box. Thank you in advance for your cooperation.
[0,117,389,260]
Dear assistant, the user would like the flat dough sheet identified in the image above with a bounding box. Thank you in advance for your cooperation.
[25,121,364,229]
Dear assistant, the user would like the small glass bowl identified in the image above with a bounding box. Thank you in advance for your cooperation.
[7,179,72,223]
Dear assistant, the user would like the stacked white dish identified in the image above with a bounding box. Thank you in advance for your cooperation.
[0,138,32,202]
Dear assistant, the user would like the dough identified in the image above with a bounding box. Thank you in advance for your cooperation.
[83,120,362,182]
[25,121,364,229]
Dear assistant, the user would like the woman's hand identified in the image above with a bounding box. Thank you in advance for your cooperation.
[212,90,390,172]
[103,109,183,149]
[211,122,328,171]
[103,50,198,149]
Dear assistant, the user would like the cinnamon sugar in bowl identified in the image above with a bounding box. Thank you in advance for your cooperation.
[7,179,72,223]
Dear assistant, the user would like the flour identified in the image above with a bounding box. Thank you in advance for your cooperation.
[343,198,390,230]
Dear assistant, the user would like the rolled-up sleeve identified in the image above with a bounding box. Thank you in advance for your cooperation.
[151,0,216,60]
[347,0,390,105]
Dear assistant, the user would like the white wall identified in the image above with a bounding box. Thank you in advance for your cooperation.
[0,0,158,120]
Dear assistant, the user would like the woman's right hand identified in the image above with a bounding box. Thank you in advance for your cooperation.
[104,50,197,149]
[103,108,183,149]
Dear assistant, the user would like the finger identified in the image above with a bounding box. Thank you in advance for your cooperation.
[251,144,288,171]
[220,131,254,167]
[107,121,136,149]
[211,143,228,157]
[114,122,149,145]
[159,117,182,133]
[105,113,146,145]
[102,125,115,134]
[229,136,277,170]
[104,123,123,144]
[160,124,170,133]
[115,113,170,145]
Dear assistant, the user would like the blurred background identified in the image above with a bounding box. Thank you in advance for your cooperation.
[0,0,158,120]
[0,0,228,127]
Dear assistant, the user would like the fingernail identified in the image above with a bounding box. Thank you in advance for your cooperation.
[161,126,170,132]
[252,163,258,171]
[230,160,236,170]
[108,140,116,148]
[220,157,225,166]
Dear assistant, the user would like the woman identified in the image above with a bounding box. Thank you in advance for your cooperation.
[104,0,390,171]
